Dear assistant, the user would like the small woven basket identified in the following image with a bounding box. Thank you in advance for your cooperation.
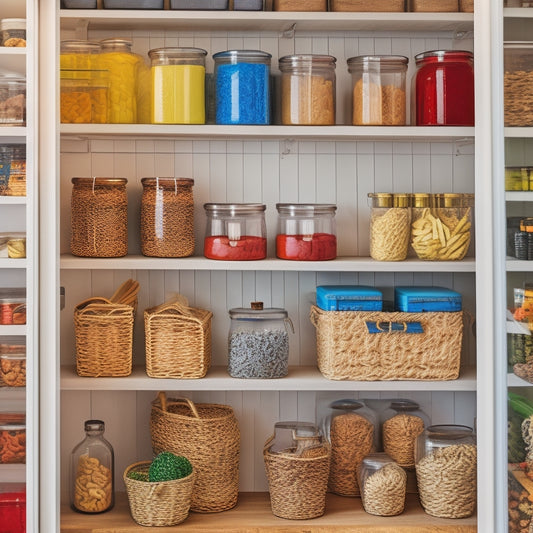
[150,393,240,513]
[124,461,195,527]
[263,435,331,520]
[74,297,134,377]
[144,299,212,379]
[310,305,463,381]
[330,0,405,11]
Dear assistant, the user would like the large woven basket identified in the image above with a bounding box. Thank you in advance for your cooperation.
[144,299,212,379]
[74,297,134,377]
[124,461,195,527]
[150,392,240,513]
[263,435,331,520]
[310,305,463,381]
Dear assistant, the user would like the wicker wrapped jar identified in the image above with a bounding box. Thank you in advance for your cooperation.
[70,177,128,257]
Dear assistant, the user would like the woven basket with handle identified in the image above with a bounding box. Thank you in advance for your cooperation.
[124,461,195,527]
[144,297,212,379]
[150,392,240,513]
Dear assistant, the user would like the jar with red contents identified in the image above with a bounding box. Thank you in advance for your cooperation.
[0,483,25,533]
[414,50,474,126]
[276,203,337,261]
[203,203,266,260]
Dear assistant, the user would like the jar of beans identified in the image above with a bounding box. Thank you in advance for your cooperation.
[70,177,128,258]
[228,301,294,379]
[279,54,336,125]
[140,177,194,258]
[276,203,337,261]
[203,203,267,260]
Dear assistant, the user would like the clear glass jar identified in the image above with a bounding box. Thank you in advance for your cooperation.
[415,424,477,518]
[0,19,26,47]
[0,77,25,126]
[347,55,408,126]
[149,47,207,124]
[279,54,336,125]
[357,453,407,516]
[228,301,294,378]
[213,50,271,125]
[504,42,533,126]
[0,419,25,464]
[140,177,194,258]
[381,399,430,469]
[60,40,101,70]
[203,203,267,260]
[275,203,337,261]
[99,38,143,124]
[0,144,26,196]
[0,346,26,387]
[415,50,474,126]
[368,193,410,261]
[268,421,325,455]
[70,420,114,514]
[319,398,377,496]
[70,177,128,258]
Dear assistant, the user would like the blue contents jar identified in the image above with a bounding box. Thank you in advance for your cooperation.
[213,50,271,125]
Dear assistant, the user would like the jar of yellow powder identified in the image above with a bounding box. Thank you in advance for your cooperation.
[99,38,143,124]
[60,40,101,70]
[149,47,207,125]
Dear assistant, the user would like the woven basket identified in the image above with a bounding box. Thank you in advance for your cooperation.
[124,461,195,527]
[330,0,405,11]
[144,299,212,379]
[74,297,134,377]
[150,393,240,513]
[409,0,458,10]
[263,435,331,520]
[310,305,463,381]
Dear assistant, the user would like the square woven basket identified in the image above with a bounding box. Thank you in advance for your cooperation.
[310,305,463,381]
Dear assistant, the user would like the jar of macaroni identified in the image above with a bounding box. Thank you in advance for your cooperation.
[149,47,207,124]
[279,54,336,125]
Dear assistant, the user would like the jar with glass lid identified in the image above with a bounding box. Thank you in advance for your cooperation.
[203,203,266,260]
[140,177,194,258]
[60,40,101,70]
[347,55,408,126]
[228,301,294,379]
[149,47,207,124]
[279,54,336,125]
[368,193,410,261]
[70,420,114,514]
[415,424,476,518]
[381,399,429,469]
[276,203,337,261]
[0,416,25,464]
[357,453,407,516]
[213,50,271,125]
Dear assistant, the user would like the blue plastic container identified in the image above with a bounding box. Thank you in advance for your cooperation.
[316,285,383,312]
[394,286,462,313]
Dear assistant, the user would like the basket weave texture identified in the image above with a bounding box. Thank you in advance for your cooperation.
[144,299,212,379]
[330,0,405,11]
[150,393,240,513]
[310,305,463,381]
[74,297,134,377]
[263,435,331,520]
[123,461,195,527]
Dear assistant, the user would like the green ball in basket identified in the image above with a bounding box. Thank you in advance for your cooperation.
[124,452,196,527]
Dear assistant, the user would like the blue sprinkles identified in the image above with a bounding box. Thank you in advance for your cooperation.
[215,62,270,125]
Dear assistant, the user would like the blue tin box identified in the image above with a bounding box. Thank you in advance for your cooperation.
[316,285,383,312]
[394,286,462,313]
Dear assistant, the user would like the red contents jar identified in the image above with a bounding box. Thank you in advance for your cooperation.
[0,288,26,325]
[414,50,474,126]
[203,203,266,260]
[276,203,337,261]
[0,484,26,533]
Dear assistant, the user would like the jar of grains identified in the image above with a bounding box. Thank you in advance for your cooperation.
[227,301,294,379]
[357,453,407,516]
[275,203,337,261]
[368,193,411,261]
[213,50,271,125]
[319,398,377,496]
[149,47,207,124]
[381,399,430,469]
[504,42,533,127]
[203,203,267,260]
[70,177,128,258]
[414,50,474,126]
[347,55,408,126]
[278,54,336,125]
[415,424,477,518]
[140,177,194,258]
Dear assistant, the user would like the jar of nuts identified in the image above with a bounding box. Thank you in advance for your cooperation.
[0,344,26,387]
[70,420,114,514]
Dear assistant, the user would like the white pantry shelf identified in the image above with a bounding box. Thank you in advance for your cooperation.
[59,254,476,272]
[504,7,533,18]
[505,127,533,138]
[0,197,26,205]
[60,364,477,392]
[0,127,27,141]
[0,258,27,269]
[0,325,26,336]
[0,464,25,484]
[506,191,533,202]
[507,258,533,271]
[508,372,533,388]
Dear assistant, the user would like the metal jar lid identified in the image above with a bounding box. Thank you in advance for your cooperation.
[415,50,473,63]
[0,421,25,431]
[368,193,393,208]
[276,203,337,215]
[141,177,194,189]
[229,301,288,320]
[71,177,128,186]
[204,203,266,216]
[412,193,431,208]
[213,50,272,63]
[330,399,365,411]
